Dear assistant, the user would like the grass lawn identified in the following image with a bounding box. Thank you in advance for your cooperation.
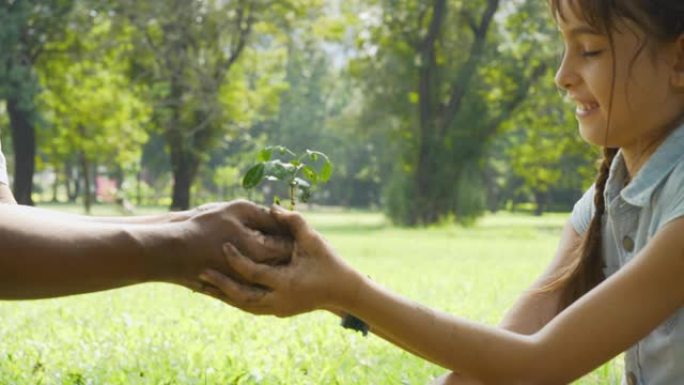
[0,205,623,384]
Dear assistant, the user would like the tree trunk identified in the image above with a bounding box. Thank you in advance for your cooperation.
[80,151,92,214]
[6,98,35,206]
[533,190,547,216]
[51,169,59,202]
[169,151,198,211]
[168,128,199,210]
[413,136,441,225]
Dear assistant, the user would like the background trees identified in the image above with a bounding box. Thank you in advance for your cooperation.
[0,0,596,222]
[0,0,74,205]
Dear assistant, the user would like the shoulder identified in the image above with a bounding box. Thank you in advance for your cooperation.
[654,154,684,227]
[570,185,595,236]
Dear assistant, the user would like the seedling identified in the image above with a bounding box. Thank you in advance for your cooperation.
[242,145,333,210]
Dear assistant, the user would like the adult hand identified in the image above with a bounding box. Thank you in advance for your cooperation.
[155,200,294,294]
[198,205,362,317]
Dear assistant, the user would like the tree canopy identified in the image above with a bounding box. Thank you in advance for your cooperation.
[0,0,596,221]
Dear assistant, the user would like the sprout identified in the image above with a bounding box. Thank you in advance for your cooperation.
[242,145,333,210]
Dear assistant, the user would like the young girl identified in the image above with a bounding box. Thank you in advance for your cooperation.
[200,1,684,384]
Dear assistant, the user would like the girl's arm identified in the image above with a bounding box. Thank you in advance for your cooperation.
[202,208,684,385]
[433,221,581,384]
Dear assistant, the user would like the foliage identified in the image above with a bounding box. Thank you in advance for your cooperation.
[0,0,75,204]
[242,145,333,210]
[349,0,562,225]
[0,0,598,217]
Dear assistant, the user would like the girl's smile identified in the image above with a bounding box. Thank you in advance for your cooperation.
[574,100,600,119]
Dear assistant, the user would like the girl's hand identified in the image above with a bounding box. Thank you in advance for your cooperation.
[198,206,363,317]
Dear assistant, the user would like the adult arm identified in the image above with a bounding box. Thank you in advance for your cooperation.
[11,202,219,225]
[203,208,684,385]
[0,200,292,300]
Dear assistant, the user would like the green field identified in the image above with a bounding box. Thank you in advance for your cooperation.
[0,207,623,384]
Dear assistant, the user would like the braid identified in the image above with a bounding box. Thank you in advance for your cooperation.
[556,147,618,311]
[538,147,619,311]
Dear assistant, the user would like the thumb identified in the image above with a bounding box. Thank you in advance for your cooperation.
[270,205,310,239]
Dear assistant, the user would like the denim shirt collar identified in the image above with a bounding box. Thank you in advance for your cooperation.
[605,123,684,208]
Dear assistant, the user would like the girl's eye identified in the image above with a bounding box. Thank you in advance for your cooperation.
[582,50,604,58]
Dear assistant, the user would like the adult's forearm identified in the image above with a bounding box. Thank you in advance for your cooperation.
[0,204,174,299]
[14,204,187,225]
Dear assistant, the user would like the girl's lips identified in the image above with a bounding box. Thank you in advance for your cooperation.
[575,102,600,118]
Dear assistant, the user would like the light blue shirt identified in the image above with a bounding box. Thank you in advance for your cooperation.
[0,139,8,186]
[571,122,684,385]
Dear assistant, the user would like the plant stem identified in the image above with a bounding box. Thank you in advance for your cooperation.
[289,183,296,211]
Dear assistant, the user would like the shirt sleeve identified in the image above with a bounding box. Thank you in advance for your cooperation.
[659,160,684,228]
[0,139,8,186]
[570,185,596,236]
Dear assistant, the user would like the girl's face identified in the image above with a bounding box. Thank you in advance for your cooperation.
[554,4,684,151]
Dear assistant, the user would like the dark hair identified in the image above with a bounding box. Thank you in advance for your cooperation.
[544,0,684,312]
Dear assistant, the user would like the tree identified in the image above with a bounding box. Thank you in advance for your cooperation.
[114,0,319,210]
[0,0,74,205]
[499,81,597,215]
[37,8,150,213]
[351,0,554,225]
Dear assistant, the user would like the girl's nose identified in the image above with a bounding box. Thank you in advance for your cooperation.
[554,52,580,91]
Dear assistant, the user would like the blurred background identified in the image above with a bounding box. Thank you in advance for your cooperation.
[1,0,597,223]
[1,2,628,383]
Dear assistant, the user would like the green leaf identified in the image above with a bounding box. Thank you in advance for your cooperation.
[242,163,265,189]
[320,161,333,182]
[293,177,311,188]
[258,148,273,162]
[272,145,296,158]
[298,185,312,203]
[306,149,329,162]
[264,160,297,180]
[301,165,318,184]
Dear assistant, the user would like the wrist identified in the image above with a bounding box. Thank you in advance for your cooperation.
[330,266,370,313]
[130,222,186,283]
[332,269,372,336]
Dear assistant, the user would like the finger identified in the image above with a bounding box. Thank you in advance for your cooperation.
[232,223,293,264]
[232,200,289,236]
[270,205,312,239]
[199,269,272,308]
[227,221,294,263]
[222,243,280,287]
[199,280,274,315]
[199,285,227,300]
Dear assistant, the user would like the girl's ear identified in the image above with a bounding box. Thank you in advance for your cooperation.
[671,34,684,89]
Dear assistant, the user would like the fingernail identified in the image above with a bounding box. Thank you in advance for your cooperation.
[199,272,211,282]
[223,243,239,254]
